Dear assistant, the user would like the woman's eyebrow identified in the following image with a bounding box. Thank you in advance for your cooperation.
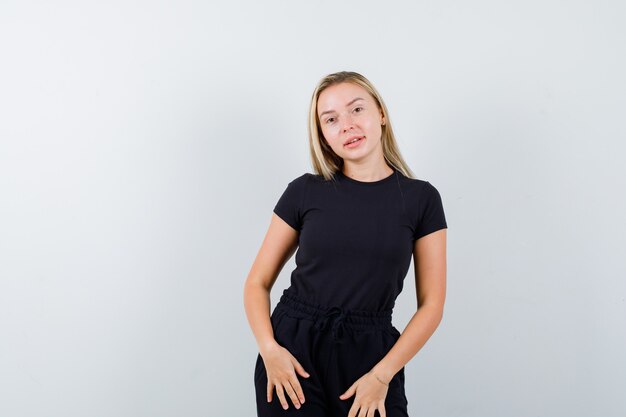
[319,97,364,117]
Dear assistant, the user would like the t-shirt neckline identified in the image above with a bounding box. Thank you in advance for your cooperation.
[337,167,398,186]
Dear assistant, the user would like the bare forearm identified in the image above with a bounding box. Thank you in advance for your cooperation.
[372,305,443,383]
[243,281,281,354]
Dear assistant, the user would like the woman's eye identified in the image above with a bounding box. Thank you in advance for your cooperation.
[326,118,335,124]
[354,107,363,113]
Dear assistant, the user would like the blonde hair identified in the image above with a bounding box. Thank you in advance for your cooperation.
[307,71,416,180]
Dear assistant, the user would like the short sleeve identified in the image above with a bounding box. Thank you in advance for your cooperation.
[414,181,448,240]
[273,174,308,231]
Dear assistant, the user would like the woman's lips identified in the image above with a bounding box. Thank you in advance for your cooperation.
[344,136,364,148]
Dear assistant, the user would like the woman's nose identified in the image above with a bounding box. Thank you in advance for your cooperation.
[341,113,354,131]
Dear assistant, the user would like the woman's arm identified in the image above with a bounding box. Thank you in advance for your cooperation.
[371,228,447,383]
[243,213,310,410]
[243,213,298,353]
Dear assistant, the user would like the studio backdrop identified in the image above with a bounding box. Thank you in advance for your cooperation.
[0,1,624,416]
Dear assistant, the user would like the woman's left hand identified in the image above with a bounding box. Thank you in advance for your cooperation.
[339,369,389,417]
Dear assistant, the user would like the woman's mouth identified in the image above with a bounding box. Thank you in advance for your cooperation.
[344,136,364,148]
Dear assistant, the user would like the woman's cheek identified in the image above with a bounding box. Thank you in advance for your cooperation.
[323,127,338,142]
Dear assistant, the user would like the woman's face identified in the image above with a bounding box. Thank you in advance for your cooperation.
[317,82,385,162]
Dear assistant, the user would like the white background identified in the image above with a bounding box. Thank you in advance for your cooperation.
[1,1,624,416]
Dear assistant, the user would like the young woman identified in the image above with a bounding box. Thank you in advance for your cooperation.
[243,71,448,417]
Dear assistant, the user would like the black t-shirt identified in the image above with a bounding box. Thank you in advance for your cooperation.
[273,166,447,312]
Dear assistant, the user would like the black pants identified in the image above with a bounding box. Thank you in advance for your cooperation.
[254,290,409,416]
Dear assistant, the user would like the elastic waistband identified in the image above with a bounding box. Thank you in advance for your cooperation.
[276,289,393,331]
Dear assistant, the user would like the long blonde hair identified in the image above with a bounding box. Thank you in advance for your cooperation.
[307,71,415,180]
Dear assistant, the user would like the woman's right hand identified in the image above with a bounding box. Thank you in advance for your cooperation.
[260,342,310,410]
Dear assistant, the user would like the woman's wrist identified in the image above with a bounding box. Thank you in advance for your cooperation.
[258,338,280,356]
[371,371,390,386]
[371,364,395,385]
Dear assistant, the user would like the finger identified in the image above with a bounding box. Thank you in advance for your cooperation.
[379,401,387,417]
[275,383,289,410]
[266,380,273,403]
[340,381,357,399]
[289,376,306,404]
[366,405,377,417]
[292,358,310,378]
[348,402,360,417]
[283,380,301,408]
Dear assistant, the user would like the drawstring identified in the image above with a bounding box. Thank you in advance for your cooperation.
[314,306,347,343]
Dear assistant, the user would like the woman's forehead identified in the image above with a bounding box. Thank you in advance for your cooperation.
[317,83,373,113]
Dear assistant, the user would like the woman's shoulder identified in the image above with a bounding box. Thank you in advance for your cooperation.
[396,171,429,188]
[287,172,332,184]
[396,173,445,199]
[280,172,310,184]
[278,172,319,193]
